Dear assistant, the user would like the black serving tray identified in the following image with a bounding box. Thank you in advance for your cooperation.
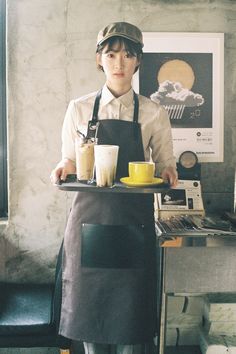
[55,174,170,194]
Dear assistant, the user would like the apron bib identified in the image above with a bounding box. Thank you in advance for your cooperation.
[59,90,157,344]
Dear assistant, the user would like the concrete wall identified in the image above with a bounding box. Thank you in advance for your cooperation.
[1,0,236,288]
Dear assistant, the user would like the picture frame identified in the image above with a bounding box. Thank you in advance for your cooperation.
[133,32,224,163]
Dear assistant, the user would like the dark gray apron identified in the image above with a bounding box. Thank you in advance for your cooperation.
[59,90,157,345]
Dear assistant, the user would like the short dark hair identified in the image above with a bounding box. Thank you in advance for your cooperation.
[96,36,143,73]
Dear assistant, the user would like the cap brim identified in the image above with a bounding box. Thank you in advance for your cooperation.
[97,33,143,47]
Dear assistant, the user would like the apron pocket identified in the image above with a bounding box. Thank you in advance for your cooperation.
[81,224,146,268]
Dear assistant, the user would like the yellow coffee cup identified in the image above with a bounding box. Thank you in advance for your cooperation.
[129,161,155,183]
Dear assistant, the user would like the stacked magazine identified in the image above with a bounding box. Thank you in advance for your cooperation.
[155,214,236,238]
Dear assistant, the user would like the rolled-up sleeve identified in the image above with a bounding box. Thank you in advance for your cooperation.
[150,106,176,175]
[61,100,78,162]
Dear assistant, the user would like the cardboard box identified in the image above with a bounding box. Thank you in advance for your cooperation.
[199,328,227,354]
[204,293,236,322]
[199,328,236,354]
[167,295,204,316]
[165,295,204,346]
[205,320,236,336]
[167,313,202,328]
[224,336,236,354]
[166,326,200,346]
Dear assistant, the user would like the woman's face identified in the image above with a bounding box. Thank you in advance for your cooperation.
[97,42,140,89]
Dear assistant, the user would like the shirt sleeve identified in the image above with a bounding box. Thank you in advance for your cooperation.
[150,105,177,175]
[61,100,78,162]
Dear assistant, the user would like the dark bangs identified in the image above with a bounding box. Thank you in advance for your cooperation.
[96,36,143,57]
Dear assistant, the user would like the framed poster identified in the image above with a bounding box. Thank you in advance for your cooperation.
[133,32,224,162]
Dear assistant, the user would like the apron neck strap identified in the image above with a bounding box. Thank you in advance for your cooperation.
[91,89,102,122]
[91,89,139,123]
[133,91,139,123]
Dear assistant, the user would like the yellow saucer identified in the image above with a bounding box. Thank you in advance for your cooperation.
[120,176,163,187]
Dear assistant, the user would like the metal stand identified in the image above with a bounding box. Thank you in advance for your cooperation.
[157,247,167,354]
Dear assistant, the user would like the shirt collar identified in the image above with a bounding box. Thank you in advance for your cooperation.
[101,85,134,108]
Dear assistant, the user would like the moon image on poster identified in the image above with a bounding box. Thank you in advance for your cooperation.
[157,59,195,89]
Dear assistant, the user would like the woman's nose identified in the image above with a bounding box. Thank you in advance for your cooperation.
[114,56,124,69]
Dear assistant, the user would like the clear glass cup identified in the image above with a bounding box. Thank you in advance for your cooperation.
[75,138,95,181]
[94,145,119,187]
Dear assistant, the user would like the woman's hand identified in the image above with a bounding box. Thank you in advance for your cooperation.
[161,166,178,188]
[50,159,76,184]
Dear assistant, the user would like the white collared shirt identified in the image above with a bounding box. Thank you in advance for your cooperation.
[61,85,176,174]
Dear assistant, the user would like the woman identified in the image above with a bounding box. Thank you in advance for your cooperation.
[51,22,178,354]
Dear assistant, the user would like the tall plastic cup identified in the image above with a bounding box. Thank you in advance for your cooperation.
[94,145,119,187]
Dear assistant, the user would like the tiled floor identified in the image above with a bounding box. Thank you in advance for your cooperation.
[165,346,201,354]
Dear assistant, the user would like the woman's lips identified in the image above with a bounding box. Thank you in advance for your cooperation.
[114,73,125,77]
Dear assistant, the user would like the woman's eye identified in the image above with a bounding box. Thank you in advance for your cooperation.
[107,53,114,58]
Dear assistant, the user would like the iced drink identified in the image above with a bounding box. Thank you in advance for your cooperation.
[94,145,119,187]
[75,138,95,181]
